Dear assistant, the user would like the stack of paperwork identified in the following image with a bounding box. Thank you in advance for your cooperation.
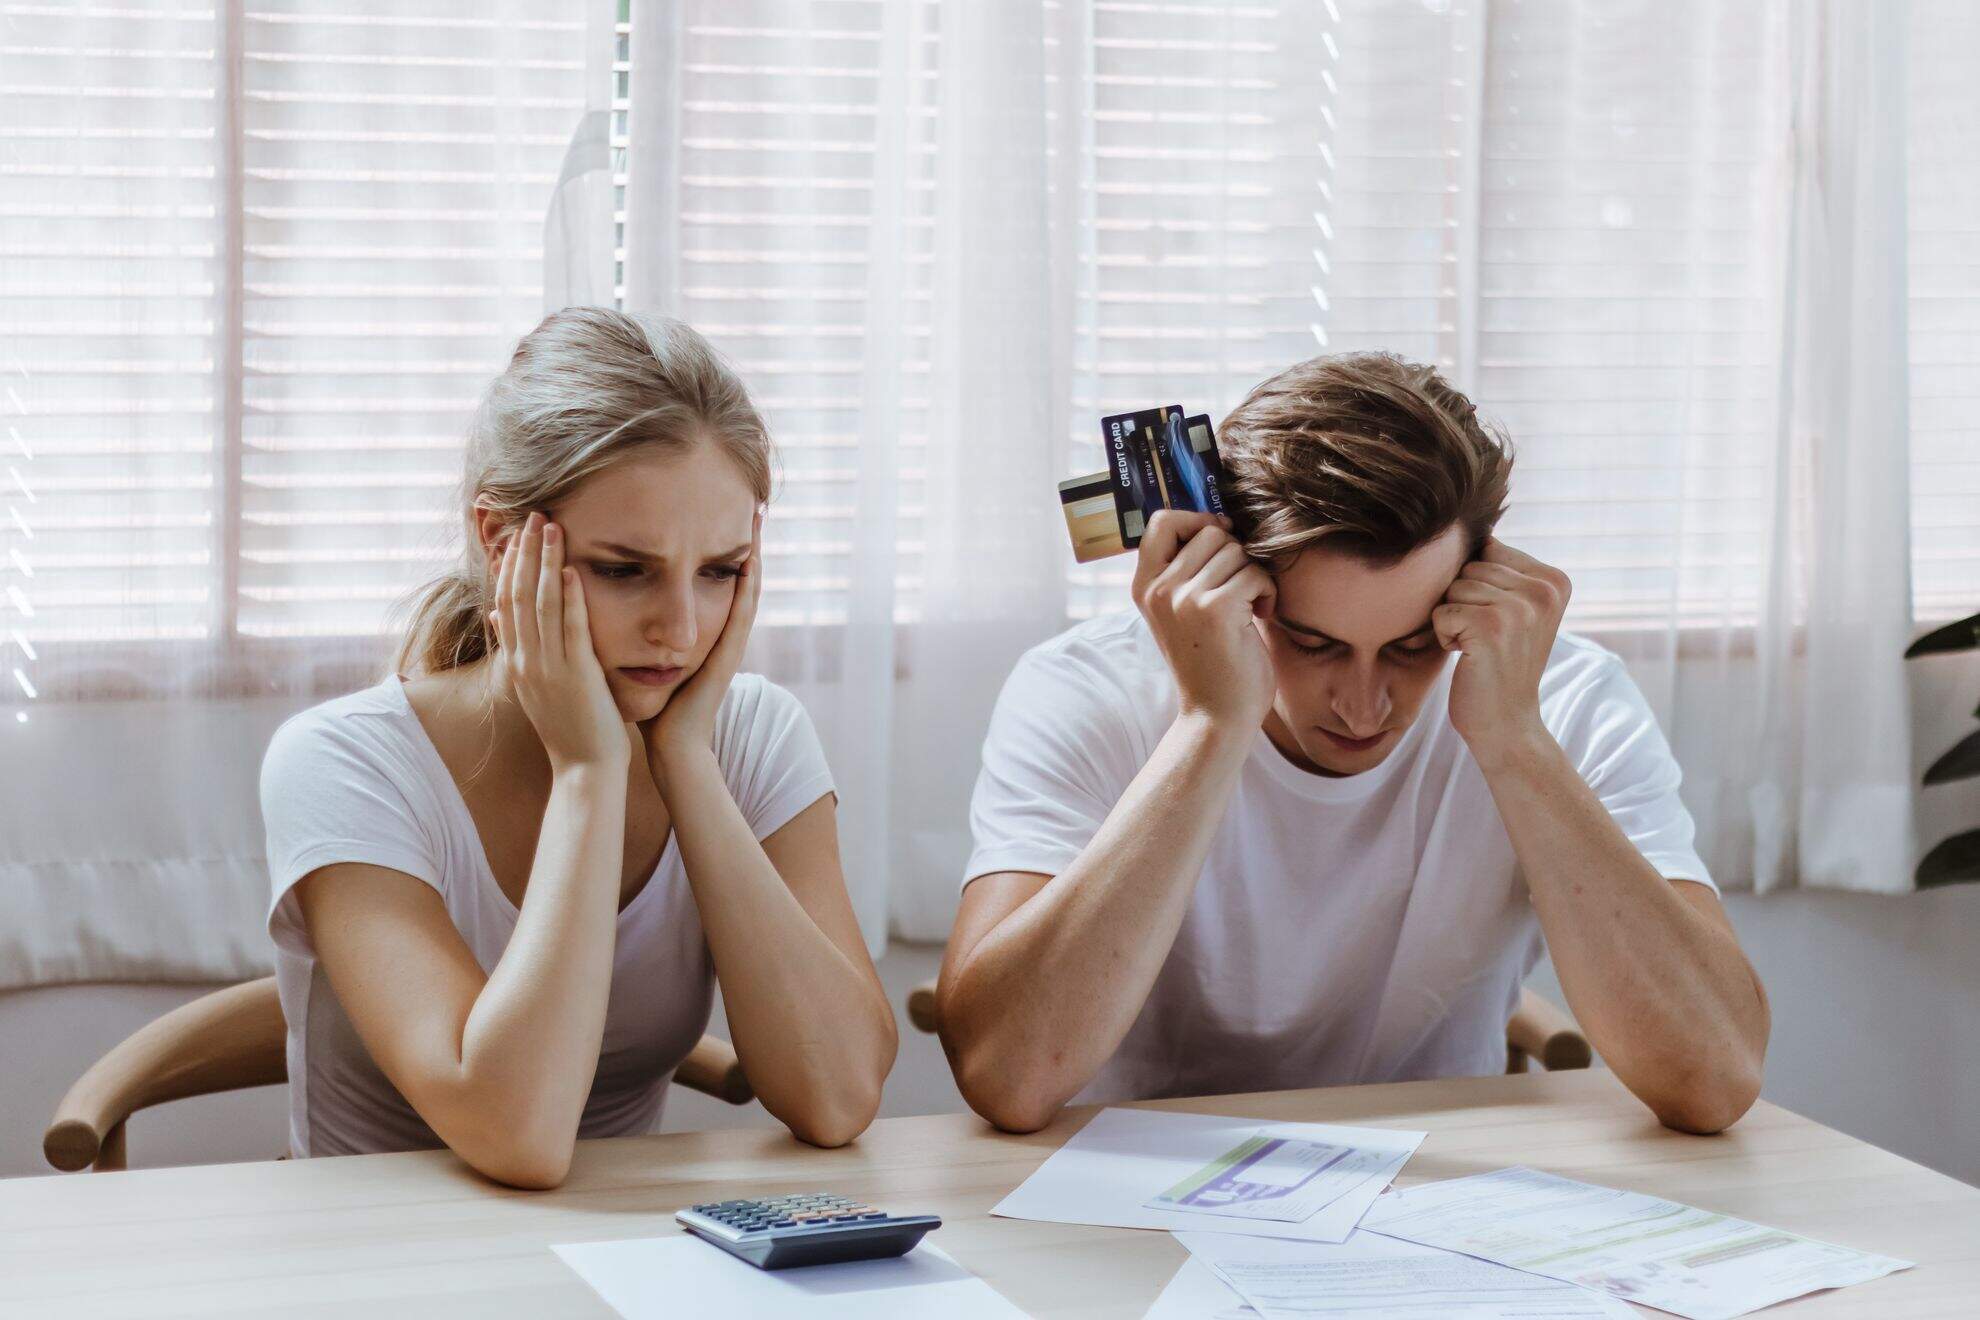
[992,1108,1912,1318]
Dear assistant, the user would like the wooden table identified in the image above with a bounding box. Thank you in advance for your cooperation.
[2,1069,1974,1317]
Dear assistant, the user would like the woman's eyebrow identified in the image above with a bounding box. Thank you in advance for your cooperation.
[585,539,754,564]
[589,540,663,562]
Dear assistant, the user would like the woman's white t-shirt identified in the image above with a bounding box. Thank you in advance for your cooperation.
[260,672,834,1159]
[964,611,1715,1107]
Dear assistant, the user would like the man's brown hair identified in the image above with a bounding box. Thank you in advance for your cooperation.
[1218,351,1513,569]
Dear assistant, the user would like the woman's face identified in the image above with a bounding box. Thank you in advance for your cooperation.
[484,443,758,723]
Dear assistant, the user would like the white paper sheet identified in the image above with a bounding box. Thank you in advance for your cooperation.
[1146,1256,1262,1319]
[1175,1229,1638,1318]
[1362,1167,1913,1320]
[993,1107,1425,1243]
[551,1236,1026,1319]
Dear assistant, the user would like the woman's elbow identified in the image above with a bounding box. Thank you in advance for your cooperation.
[434,1095,579,1190]
[452,1127,575,1189]
[783,1084,883,1148]
[469,1145,573,1191]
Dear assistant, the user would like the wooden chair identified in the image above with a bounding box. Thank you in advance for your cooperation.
[904,980,1592,1074]
[42,976,753,1173]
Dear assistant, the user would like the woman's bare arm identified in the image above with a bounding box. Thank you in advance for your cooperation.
[295,761,626,1189]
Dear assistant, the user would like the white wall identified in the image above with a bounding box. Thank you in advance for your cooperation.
[4,916,1977,1187]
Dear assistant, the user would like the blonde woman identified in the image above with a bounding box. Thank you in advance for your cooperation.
[259,308,896,1188]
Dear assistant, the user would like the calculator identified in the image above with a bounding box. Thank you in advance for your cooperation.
[674,1192,942,1270]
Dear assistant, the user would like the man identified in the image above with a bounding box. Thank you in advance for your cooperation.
[937,352,1770,1134]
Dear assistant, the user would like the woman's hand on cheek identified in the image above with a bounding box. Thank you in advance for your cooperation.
[640,510,763,783]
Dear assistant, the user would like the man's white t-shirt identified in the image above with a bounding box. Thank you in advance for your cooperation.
[260,672,834,1159]
[964,611,1714,1106]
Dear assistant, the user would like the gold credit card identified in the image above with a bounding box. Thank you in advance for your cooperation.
[1059,471,1132,562]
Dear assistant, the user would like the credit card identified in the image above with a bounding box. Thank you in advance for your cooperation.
[1063,405,1231,561]
[1102,410,1157,546]
[1107,406,1186,515]
[1170,412,1227,518]
[1059,471,1129,562]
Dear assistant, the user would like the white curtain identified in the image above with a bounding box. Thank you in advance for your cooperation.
[3,0,1972,988]
[0,1,593,987]
[609,0,1958,946]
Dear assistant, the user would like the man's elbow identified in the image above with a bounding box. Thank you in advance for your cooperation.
[950,1043,1066,1134]
[1648,1058,1764,1136]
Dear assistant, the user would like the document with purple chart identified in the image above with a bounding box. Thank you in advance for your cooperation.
[991,1108,1425,1243]
[1147,1131,1392,1223]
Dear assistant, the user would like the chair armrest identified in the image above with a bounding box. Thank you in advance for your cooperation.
[672,1035,754,1105]
[1507,988,1592,1072]
[906,981,940,1035]
[44,977,288,1172]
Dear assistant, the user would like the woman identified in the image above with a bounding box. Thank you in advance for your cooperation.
[260,308,896,1188]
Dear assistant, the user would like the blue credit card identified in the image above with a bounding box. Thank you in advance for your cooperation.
[1168,411,1227,518]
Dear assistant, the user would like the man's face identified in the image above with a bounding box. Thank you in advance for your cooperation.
[1254,524,1469,776]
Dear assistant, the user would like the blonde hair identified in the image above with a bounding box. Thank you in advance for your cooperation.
[392,308,774,677]
[1219,351,1513,570]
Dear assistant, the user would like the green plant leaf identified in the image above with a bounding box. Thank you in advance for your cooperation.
[1904,610,1980,659]
[1923,729,1980,787]
[1917,829,1980,888]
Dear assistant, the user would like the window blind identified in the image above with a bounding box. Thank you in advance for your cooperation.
[1477,2,1787,632]
[665,0,938,627]
[1,3,223,653]
[1909,0,1980,621]
[1065,0,1349,618]
[0,0,588,689]
[235,1,586,639]
[4,0,1977,695]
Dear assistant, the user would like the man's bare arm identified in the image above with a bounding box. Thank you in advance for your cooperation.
[938,511,1276,1132]
[1483,733,1769,1132]
[939,710,1252,1131]
[1435,538,1769,1133]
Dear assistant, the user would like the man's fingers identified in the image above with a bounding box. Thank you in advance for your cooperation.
[1189,540,1254,594]
[1133,509,1223,594]
[1441,578,1506,608]
[1457,559,1528,592]
[1432,601,1484,648]
[1150,523,1232,597]
[1203,562,1275,612]
[1482,536,1564,583]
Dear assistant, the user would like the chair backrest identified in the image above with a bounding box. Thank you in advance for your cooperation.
[44,977,756,1173]
[44,977,288,1173]
[903,979,1592,1073]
